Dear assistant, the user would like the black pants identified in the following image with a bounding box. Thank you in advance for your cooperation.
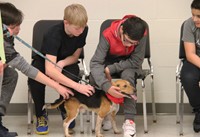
[181,60,200,111]
[28,59,79,117]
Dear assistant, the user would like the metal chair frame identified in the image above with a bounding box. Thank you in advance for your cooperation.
[175,21,185,136]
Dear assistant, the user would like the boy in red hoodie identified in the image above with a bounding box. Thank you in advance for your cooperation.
[90,15,147,137]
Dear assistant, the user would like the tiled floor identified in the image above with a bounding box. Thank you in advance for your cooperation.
[3,114,200,137]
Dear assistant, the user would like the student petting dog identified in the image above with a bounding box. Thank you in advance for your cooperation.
[90,15,147,137]
[44,79,136,137]
[0,2,75,137]
[28,3,94,135]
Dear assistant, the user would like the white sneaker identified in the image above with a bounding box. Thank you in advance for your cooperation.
[102,117,112,131]
[122,119,136,137]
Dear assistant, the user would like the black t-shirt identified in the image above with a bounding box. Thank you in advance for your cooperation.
[41,22,88,62]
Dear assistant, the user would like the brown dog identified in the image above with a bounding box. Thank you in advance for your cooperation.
[43,79,135,137]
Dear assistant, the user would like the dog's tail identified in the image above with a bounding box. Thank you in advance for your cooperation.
[43,98,65,110]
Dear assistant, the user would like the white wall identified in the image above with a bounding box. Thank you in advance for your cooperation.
[2,0,192,103]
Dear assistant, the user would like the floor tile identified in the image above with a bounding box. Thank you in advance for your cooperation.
[2,114,200,137]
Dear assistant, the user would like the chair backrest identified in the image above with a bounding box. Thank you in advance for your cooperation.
[32,20,84,59]
[179,21,186,59]
[99,19,150,58]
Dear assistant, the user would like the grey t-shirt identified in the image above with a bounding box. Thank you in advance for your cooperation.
[182,17,200,56]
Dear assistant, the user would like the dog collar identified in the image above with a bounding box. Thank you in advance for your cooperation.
[106,93,124,104]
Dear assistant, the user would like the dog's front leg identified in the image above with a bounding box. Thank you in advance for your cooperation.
[110,111,121,134]
[95,115,104,137]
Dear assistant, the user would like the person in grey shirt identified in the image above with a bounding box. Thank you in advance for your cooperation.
[181,0,200,133]
[0,2,74,137]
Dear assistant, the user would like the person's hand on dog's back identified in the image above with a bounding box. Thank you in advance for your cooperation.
[75,84,95,97]
[55,84,74,99]
[107,86,125,98]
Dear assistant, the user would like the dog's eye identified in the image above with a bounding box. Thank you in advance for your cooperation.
[116,84,120,87]
[123,85,127,88]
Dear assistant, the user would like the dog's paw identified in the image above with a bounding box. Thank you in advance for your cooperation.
[69,129,75,134]
[96,133,104,137]
[65,135,72,137]
[114,129,122,134]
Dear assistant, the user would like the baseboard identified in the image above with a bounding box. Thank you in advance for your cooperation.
[6,103,193,115]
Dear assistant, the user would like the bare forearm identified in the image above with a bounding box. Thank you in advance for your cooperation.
[46,66,78,90]
[62,56,79,66]
[187,54,200,68]
[34,71,59,89]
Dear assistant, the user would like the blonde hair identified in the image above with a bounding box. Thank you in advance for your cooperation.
[64,4,88,27]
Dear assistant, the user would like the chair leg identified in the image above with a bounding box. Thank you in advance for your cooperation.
[142,80,148,133]
[179,86,184,136]
[176,79,180,124]
[79,110,95,133]
[91,111,95,133]
[80,111,84,133]
[150,75,156,123]
[27,87,33,135]
[86,110,90,122]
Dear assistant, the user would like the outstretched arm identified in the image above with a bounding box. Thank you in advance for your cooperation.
[45,54,94,97]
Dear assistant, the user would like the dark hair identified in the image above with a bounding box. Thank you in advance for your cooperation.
[191,0,200,10]
[122,16,146,41]
[0,2,23,25]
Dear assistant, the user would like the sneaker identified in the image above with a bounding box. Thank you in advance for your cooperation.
[0,125,17,137]
[102,117,112,131]
[122,119,136,137]
[42,109,48,121]
[193,110,200,132]
[35,116,48,135]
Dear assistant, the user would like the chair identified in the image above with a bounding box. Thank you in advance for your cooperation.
[175,21,186,136]
[27,20,94,134]
[99,19,157,133]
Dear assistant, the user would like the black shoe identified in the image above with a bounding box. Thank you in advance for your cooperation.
[0,116,18,137]
[193,110,200,132]
[0,124,18,137]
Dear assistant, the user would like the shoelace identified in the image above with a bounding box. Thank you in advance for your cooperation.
[37,116,47,127]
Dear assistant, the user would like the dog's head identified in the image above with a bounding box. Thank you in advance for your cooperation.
[112,79,136,96]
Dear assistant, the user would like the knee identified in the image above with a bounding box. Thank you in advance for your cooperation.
[181,72,197,85]
[121,73,136,87]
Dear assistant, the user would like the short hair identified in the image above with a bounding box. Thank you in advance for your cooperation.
[122,17,146,41]
[0,2,23,26]
[191,0,200,10]
[64,4,88,28]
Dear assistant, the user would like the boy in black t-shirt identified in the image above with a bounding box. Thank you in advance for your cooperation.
[28,4,94,135]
